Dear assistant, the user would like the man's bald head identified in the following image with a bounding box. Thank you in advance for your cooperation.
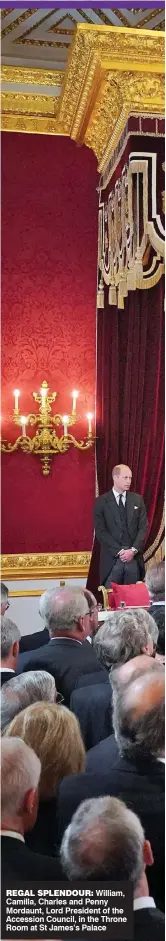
[113,665,165,760]
[111,654,161,690]
[112,465,132,493]
[39,587,89,638]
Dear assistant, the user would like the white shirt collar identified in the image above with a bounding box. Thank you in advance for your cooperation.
[112,488,126,505]
[1,830,25,843]
[134,897,156,911]
[50,636,82,645]
[0,667,15,673]
[157,756,165,764]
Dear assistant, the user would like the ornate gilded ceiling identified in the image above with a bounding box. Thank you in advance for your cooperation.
[1,8,165,168]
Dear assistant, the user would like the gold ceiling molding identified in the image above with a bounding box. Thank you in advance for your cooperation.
[1,24,164,162]
[1,65,64,86]
[1,551,91,580]
[57,24,164,167]
[2,92,59,118]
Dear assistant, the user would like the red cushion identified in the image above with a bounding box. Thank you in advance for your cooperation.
[111,582,150,609]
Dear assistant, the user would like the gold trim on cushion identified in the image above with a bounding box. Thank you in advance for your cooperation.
[1,551,91,581]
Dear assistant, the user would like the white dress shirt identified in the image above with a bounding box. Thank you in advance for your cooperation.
[112,487,126,506]
[0,667,15,673]
[1,830,25,842]
[50,637,82,645]
[134,897,156,911]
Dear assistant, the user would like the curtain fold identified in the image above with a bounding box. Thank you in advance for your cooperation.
[87,277,164,595]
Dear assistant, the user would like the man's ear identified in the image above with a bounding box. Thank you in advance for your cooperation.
[143,839,154,869]
[77,616,85,635]
[24,787,38,817]
[12,640,19,658]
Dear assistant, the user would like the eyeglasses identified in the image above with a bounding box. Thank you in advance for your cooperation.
[56,692,64,705]
[5,602,10,610]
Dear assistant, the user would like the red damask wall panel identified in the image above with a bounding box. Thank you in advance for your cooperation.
[2,133,98,554]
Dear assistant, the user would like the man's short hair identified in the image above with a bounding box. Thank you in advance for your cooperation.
[1,616,20,659]
[60,796,145,885]
[112,666,165,760]
[112,465,121,478]
[1,670,56,733]
[83,590,97,615]
[1,737,41,818]
[1,583,8,602]
[145,562,165,600]
[94,608,158,671]
[38,588,88,635]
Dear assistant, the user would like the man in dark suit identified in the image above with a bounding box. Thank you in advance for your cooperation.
[0,615,20,686]
[16,588,107,704]
[70,682,113,750]
[60,795,164,939]
[19,626,49,653]
[57,667,165,911]
[1,737,64,882]
[94,463,148,586]
[145,561,165,655]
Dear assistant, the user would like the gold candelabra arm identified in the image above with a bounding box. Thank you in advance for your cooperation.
[1,435,32,453]
[62,433,94,451]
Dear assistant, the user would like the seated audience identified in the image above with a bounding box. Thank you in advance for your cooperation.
[61,796,164,938]
[1,582,9,615]
[85,655,163,771]
[57,666,165,910]
[94,607,158,672]
[0,616,20,686]
[1,737,64,879]
[146,561,165,655]
[16,588,107,703]
[146,561,165,602]
[1,670,57,733]
[6,700,85,856]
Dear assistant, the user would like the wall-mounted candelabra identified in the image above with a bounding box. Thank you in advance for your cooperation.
[1,381,94,476]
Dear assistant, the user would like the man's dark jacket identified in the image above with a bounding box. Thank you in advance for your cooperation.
[94,489,147,584]
[16,637,107,705]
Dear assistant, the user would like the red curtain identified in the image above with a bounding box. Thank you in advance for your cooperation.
[87,277,164,594]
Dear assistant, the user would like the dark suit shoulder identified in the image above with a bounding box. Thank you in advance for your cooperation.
[95,491,112,508]
[134,906,165,940]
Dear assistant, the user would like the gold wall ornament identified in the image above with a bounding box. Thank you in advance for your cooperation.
[1,551,91,581]
[1,381,95,476]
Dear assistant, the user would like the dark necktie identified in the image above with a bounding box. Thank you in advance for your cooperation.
[119,494,126,522]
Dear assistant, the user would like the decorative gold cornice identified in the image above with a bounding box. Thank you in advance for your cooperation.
[1,92,59,117]
[57,24,165,167]
[1,551,91,580]
[1,24,164,165]
[1,66,64,86]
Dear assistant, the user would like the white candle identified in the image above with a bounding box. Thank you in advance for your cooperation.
[72,389,79,412]
[40,387,47,402]
[21,416,27,437]
[13,389,20,410]
[87,412,93,435]
[62,415,69,437]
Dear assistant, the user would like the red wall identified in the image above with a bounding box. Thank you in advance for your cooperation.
[1,133,98,554]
